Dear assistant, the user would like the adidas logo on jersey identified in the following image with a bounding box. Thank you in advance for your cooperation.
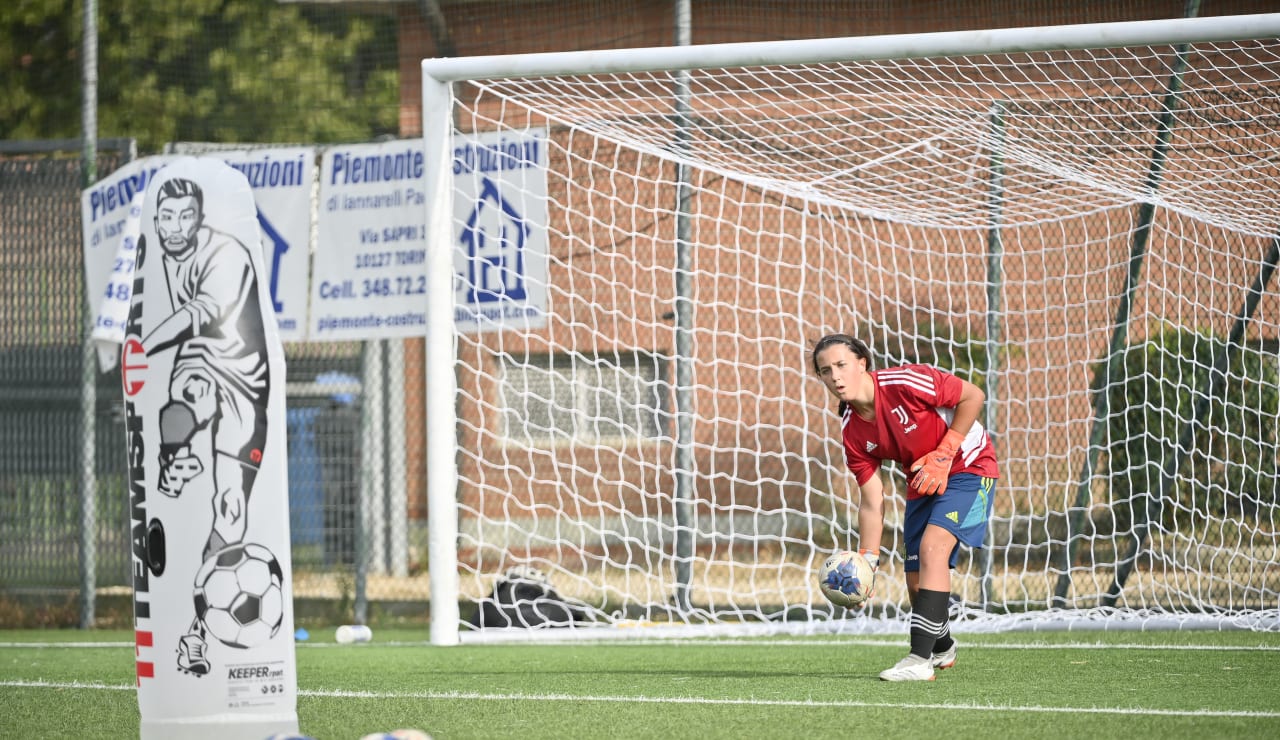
[865,441,877,453]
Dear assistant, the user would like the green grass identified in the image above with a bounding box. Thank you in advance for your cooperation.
[3,628,1280,739]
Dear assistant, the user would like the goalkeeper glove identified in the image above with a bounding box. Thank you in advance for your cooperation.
[909,429,965,495]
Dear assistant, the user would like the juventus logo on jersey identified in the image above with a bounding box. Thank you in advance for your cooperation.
[892,405,909,426]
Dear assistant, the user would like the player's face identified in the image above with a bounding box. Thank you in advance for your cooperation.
[156,195,202,255]
[814,344,867,403]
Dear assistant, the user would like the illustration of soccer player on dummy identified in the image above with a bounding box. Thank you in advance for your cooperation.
[140,176,270,675]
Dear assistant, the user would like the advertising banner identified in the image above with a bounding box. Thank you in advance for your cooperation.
[85,134,549,350]
[451,128,549,334]
[311,131,549,339]
[310,140,430,340]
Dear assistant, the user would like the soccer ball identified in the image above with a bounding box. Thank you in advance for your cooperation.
[818,550,875,608]
[193,543,285,648]
[359,731,432,740]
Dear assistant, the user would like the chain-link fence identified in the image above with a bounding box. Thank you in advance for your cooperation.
[1,141,133,623]
[0,140,394,627]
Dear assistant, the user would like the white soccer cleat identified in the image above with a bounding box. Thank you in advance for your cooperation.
[931,640,957,670]
[879,653,935,682]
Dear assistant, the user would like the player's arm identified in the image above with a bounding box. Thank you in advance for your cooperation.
[910,377,986,494]
[142,305,197,355]
[948,378,985,444]
[856,472,885,572]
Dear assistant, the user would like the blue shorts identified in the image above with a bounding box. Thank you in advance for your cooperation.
[902,474,995,572]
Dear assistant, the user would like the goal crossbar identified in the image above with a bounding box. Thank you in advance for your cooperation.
[421,13,1280,82]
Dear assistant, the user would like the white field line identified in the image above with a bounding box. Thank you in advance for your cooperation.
[3,638,1280,651]
[3,679,1280,719]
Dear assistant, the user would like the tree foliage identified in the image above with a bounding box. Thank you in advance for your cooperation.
[2,0,399,152]
[1100,323,1280,531]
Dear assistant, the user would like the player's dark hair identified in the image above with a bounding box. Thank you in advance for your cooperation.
[811,334,874,418]
[811,333,874,374]
[157,177,204,211]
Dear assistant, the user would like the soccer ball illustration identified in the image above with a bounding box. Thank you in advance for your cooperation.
[818,550,875,608]
[194,543,285,648]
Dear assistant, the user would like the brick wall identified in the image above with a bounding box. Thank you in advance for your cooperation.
[389,0,1279,533]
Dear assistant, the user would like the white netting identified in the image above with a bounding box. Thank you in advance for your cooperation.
[435,31,1280,639]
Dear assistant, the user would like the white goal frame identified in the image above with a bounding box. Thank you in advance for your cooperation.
[421,13,1280,646]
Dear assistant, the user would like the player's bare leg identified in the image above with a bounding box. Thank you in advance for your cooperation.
[205,455,248,561]
[200,376,264,562]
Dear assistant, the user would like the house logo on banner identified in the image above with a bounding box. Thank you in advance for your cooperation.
[452,129,548,333]
[462,179,530,303]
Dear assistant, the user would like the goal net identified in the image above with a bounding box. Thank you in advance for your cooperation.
[419,15,1280,644]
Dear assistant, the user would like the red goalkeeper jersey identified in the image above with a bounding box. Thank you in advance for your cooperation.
[841,364,1000,499]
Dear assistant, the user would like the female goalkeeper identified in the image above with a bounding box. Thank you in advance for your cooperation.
[811,333,999,681]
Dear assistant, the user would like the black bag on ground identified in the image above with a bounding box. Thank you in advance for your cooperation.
[467,566,589,629]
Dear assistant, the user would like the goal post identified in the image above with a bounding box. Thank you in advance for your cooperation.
[421,13,1280,645]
